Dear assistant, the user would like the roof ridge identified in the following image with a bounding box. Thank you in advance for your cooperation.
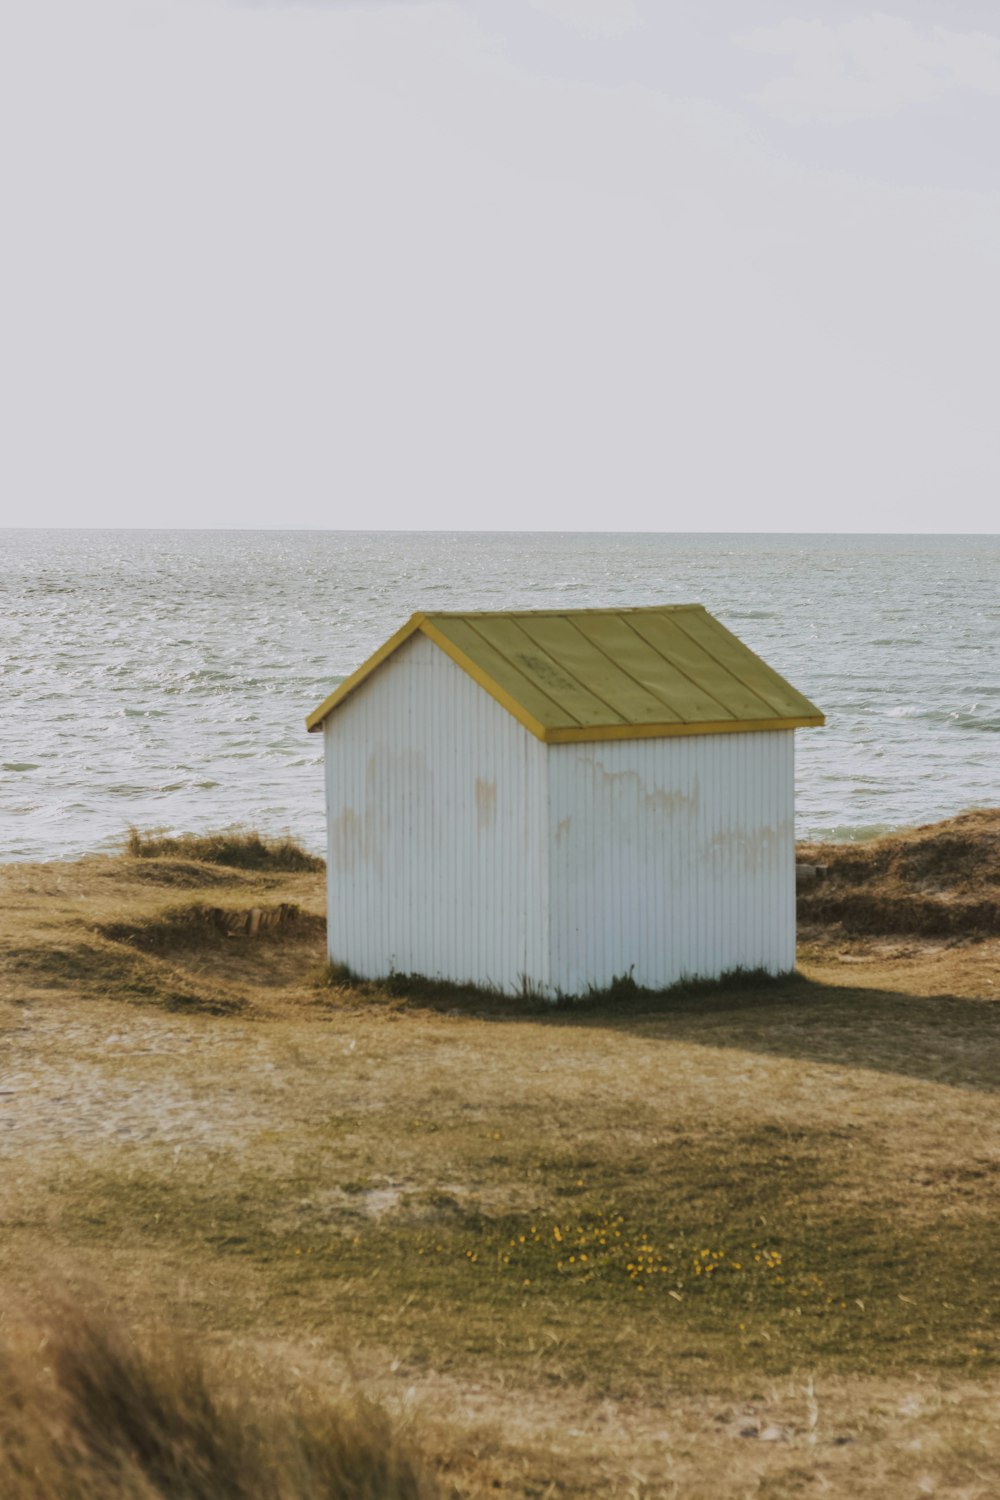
[424,604,706,619]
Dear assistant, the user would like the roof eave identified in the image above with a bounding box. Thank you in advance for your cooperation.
[540,712,825,744]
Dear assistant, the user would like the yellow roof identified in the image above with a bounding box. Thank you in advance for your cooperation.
[306,606,824,742]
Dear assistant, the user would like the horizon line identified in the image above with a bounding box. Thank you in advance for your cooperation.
[3,526,998,538]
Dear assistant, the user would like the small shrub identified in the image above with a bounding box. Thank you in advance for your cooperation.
[584,969,639,1004]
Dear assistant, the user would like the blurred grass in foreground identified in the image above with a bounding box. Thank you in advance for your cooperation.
[0,1303,439,1500]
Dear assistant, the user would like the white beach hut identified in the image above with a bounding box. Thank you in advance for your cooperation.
[306,606,824,997]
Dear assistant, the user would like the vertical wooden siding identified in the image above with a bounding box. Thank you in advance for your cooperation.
[323,633,549,992]
[546,731,795,995]
[324,639,795,996]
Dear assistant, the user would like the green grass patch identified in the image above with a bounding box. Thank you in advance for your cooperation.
[54,1130,999,1391]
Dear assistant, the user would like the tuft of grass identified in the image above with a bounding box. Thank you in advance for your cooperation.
[0,1302,441,1500]
[313,968,534,1017]
[124,825,324,873]
[572,964,792,1013]
[319,958,363,988]
[584,968,640,1004]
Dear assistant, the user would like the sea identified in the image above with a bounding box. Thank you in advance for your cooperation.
[1,530,997,864]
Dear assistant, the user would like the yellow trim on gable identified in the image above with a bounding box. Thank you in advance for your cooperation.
[305,614,426,731]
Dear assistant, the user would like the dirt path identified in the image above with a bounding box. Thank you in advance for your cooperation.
[1,999,274,1159]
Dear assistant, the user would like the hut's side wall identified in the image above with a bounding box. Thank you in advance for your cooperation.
[546,731,796,995]
[323,633,549,992]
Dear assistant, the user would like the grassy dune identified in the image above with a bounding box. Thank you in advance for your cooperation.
[1,817,998,1497]
[798,808,1000,941]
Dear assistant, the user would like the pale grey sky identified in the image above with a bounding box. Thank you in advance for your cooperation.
[1,0,997,531]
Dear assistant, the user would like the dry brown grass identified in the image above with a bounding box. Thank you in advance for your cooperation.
[123,826,324,873]
[1,818,999,1497]
[0,844,327,1016]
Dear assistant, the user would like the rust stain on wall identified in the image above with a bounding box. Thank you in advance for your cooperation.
[643,785,699,815]
[330,807,362,874]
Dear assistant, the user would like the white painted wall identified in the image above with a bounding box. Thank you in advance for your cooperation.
[323,632,549,992]
[546,731,796,994]
[323,638,796,995]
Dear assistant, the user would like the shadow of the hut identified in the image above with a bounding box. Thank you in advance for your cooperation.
[534,973,1000,1095]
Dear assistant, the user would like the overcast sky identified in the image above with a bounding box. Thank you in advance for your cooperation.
[1,0,998,531]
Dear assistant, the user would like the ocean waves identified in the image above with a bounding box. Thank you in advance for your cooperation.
[1,529,997,859]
